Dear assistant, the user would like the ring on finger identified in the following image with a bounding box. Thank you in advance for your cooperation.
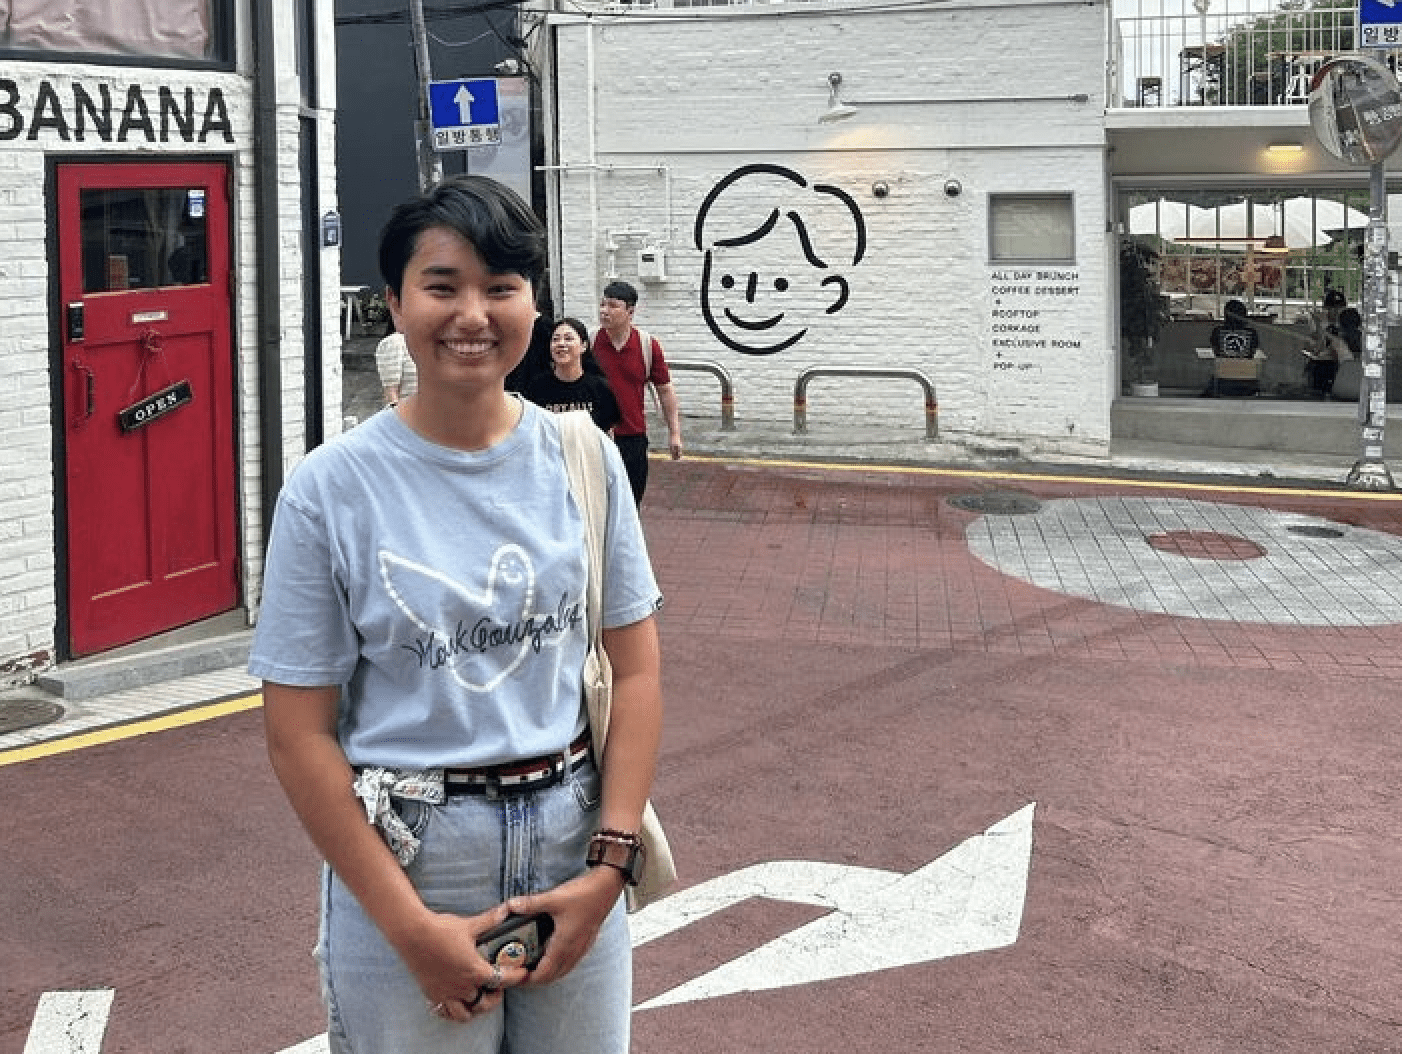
[429,1002,449,1018]
[485,964,504,991]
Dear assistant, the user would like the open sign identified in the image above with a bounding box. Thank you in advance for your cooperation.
[119,380,194,433]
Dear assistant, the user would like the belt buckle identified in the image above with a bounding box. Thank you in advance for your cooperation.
[484,773,504,801]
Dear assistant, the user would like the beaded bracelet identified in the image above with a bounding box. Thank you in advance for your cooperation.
[592,828,641,847]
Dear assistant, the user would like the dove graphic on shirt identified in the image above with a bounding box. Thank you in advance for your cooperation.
[380,545,581,692]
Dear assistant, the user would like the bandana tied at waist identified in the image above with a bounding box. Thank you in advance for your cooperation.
[352,767,446,867]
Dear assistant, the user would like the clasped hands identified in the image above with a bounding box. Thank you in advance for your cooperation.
[414,865,626,1024]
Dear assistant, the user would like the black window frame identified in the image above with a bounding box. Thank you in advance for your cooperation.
[988,192,1077,266]
[0,0,236,70]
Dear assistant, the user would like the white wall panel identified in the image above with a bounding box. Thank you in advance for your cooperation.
[549,0,1112,453]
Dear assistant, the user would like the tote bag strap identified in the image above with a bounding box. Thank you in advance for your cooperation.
[557,410,609,645]
[558,410,613,757]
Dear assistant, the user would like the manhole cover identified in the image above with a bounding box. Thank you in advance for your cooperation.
[1287,525,1346,539]
[948,492,1043,516]
[0,696,64,736]
[1146,530,1266,561]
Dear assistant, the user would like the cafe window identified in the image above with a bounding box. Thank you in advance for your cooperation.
[1122,188,1371,324]
[1,0,235,66]
[1117,186,1390,401]
[989,194,1075,264]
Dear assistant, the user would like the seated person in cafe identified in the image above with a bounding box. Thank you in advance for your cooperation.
[1337,306,1363,361]
[1206,298,1261,396]
[1302,289,1350,397]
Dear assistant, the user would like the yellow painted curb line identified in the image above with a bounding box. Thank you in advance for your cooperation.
[668,451,1402,502]
[0,692,263,769]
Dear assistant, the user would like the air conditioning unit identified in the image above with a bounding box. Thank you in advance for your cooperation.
[638,245,666,282]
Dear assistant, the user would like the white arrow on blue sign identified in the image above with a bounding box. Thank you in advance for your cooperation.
[426,78,501,152]
[1360,0,1402,46]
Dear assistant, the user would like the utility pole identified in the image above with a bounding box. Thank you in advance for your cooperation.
[408,0,442,191]
[1308,52,1398,489]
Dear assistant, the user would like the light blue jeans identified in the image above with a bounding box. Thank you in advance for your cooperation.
[315,759,631,1053]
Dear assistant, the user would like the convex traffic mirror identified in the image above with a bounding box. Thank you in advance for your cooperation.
[1308,53,1402,165]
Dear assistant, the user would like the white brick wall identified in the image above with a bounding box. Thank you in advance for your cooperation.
[0,13,341,684]
[547,0,1112,455]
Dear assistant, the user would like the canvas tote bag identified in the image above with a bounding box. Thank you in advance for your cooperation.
[556,410,676,911]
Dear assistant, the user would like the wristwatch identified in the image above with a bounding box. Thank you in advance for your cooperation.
[586,834,646,886]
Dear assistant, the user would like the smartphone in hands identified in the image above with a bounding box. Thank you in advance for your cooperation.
[475,912,554,969]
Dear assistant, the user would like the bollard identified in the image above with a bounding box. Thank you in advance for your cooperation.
[793,367,938,440]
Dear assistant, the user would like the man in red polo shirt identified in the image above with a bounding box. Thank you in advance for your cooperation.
[592,280,683,505]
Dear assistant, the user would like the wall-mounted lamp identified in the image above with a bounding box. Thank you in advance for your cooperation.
[1266,142,1305,155]
[819,72,858,124]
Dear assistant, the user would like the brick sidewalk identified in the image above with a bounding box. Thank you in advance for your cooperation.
[642,456,1402,676]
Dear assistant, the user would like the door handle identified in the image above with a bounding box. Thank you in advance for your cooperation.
[70,356,95,428]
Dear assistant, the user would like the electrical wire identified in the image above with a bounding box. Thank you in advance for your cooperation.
[336,1,530,27]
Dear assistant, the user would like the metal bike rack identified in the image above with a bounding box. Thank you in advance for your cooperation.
[793,367,938,440]
[666,359,736,431]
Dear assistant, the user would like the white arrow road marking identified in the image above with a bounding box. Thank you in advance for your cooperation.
[26,807,1033,1050]
[453,84,475,124]
[631,803,1035,1010]
[275,1036,330,1054]
[23,990,112,1054]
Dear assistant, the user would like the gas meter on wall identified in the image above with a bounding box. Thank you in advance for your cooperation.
[638,245,667,282]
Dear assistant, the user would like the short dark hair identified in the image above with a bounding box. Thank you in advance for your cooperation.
[602,280,638,308]
[378,175,546,297]
[1339,306,1362,331]
[1223,298,1248,322]
[1323,289,1347,308]
[552,316,590,344]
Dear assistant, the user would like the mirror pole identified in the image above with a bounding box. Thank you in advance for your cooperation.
[1347,115,1397,489]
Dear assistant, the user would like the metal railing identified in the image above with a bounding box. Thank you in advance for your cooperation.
[667,359,735,431]
[792,367,938,441]
[1113,1,1399,108]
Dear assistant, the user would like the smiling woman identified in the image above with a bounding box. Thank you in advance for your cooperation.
[251,176,668,1054]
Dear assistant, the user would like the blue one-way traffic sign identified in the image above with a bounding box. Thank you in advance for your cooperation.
[1360,0,1402,46]
[426,78,501,151]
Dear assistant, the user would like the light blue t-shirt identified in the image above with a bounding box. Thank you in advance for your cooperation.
[247,400,662,770]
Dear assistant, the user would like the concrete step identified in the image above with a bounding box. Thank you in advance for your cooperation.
[1111,396,1402,458]
[37,611,253,702]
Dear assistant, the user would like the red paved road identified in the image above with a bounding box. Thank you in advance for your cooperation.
[3,457,1401,1053]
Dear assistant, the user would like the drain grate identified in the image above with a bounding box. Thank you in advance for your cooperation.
[948,491,1043,516]
[1287,525,1346,540]
[0,697,64,736]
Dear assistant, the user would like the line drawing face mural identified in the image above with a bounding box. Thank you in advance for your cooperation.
[694,164,867,356]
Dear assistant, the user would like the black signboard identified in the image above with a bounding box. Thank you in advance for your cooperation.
[119,379,194,433]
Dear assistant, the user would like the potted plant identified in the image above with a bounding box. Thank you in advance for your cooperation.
[1119,240,1170,396]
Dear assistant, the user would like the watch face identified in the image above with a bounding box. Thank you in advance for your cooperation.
[590,837,644,885]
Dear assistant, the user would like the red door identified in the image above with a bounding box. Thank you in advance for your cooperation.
[58,161,238,657]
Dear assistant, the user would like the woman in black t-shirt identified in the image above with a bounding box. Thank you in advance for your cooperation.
[525,318,621,433]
